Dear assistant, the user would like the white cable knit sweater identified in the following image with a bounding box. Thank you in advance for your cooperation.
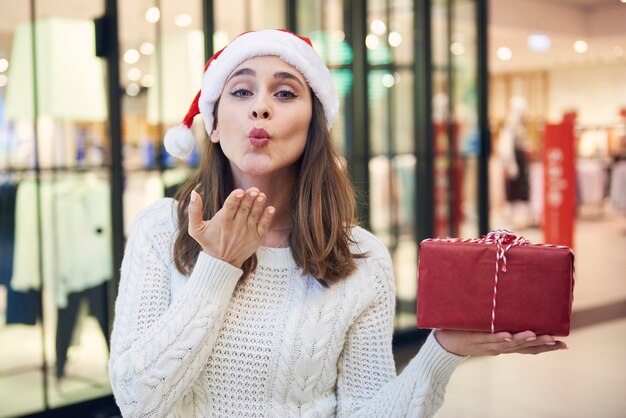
[109,198,465,417]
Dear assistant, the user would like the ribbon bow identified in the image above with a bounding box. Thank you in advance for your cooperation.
[481,230,529,333]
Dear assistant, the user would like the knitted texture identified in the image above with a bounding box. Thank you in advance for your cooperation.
[109,199,465,417]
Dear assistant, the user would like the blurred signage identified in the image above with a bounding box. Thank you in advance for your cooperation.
[542,118,576,248]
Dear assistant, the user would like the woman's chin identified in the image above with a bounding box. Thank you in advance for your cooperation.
[236,159,273,176]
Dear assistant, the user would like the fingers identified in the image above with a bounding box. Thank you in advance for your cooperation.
[234,187,259,223]
[511,330,539,342]
[257,206,276,238]
[188,190,205,236]
[222,189,245,219]
[511,341,567,355]
[474,330,564,356]
[248,192,266,227]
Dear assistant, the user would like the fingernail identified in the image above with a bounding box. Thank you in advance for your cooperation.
[256,195,265,202]
[545,341,556,346]
[525,336,537,342]
[503,337,512,342]
[236,193,244,198]
[268,207,275,214]
[250,191,258,197]
[190,190,198,203]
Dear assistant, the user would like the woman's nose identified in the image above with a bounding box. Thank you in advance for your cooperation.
[250,95,272,120]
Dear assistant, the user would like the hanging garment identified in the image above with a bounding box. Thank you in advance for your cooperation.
[610,161,626,213]
[0,182,18,284]
[11,174,112,308]
[505,147,530,202]
[577,159,607,206]
[1,182,43,325]
[55,281,109,378]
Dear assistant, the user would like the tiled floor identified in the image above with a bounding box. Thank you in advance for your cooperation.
[419,212,626,418]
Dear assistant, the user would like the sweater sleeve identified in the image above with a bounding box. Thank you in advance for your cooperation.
[108,199,242,418]
[336,250,465,418]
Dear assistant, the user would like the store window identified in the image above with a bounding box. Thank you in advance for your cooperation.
[432,0,480,240]
[119,0,205,237]
[364,0,418,329]
[296,0,350,155]
[0,1,111,416]
[215,0,286,45]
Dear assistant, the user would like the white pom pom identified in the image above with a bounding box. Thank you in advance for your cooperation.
[164,125,195,159]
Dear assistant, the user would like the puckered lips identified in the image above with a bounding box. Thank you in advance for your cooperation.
[249,127,271,147]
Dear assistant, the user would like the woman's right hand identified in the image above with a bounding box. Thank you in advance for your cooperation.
[187,187,275,268]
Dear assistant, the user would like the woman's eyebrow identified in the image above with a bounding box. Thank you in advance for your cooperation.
[274,71,305,88]
[227,67,255,82]
[227,67,305,88]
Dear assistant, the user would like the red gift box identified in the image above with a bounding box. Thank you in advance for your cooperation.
[417,231,574,336]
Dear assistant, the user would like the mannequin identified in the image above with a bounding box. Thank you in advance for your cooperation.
[498,96,531,228]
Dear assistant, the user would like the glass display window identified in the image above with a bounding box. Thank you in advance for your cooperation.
[0,1,111,415]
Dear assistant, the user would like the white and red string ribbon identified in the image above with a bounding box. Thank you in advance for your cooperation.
[423,230,572,333]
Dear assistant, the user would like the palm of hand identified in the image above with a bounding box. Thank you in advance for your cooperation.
[434,329,567,357]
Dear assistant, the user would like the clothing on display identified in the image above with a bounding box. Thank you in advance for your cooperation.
[2,172,113,379]
[577,159,608,206]
[498,97,531,204]
[505,147,530,202]
[0,182,17,284]
[56,281,110,378]
[0,181,43,325]
[610,160,626,213]
[11,173,112,307]
[499,123,530,203]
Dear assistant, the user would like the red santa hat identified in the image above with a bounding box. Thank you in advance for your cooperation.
[164,29,339,159]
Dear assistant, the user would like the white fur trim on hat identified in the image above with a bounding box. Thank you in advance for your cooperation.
[198,30,339,137]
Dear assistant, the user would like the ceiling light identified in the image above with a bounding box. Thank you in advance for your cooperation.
[127,68,141,81]
[574,40,588,53]
[382,73,395,88]
[497,47,512,61]
[0,58,8,72]
[123,49,140,64]
[388,31,402,47]
[145,7,160,23]
[450,42,465,55]
[140,74,154,88]
[140,42,155,55]
[332,30,345,42]
[528,34,551,52]
[175,14,192,28]
[125,83,140,96]
[0,74,7,87]
[365,34,380,49]
[370,20,386,36]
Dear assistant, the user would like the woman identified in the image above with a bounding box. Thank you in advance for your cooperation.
[109,29,565,417]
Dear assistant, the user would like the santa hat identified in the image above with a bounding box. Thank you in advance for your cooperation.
[164,29,339,159]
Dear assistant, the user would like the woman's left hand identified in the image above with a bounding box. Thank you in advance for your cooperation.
[434,329,568,357]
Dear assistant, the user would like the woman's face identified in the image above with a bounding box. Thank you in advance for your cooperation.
[211,55,313,178]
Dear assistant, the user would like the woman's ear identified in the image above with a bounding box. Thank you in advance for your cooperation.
[210,128,220,143]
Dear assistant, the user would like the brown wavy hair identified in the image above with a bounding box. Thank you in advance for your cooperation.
[173,95,365,285]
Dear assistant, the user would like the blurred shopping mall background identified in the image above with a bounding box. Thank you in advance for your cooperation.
[0,0,624,417]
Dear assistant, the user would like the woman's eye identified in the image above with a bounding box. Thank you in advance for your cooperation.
[231,89,252,97]
[276,90,297,99]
